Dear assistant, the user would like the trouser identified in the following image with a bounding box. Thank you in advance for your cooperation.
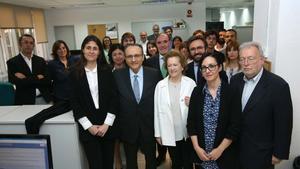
[167,139,193,169]
[25,100,71,134]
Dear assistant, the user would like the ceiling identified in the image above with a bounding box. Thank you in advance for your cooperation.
[0,0,254,9]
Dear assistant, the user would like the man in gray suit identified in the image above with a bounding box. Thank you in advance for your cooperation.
[114,44,161,169]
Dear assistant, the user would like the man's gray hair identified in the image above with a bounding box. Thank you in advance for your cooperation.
[239,41,264,58]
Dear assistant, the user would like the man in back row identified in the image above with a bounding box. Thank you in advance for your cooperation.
[6,34,51,105]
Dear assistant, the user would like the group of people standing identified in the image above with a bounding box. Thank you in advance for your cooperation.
[6,25,293,169]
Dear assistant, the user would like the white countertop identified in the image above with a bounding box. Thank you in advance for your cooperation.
[0,105,75,124]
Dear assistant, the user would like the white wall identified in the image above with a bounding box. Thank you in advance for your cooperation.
[253,0,300,168]
[220,6,254,29]
[45,2,206,51]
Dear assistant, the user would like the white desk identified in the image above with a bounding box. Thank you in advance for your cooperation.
[0,105,88,169]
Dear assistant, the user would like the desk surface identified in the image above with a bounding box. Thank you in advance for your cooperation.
[0,105,75,124]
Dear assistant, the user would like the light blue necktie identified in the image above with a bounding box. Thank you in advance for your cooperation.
[133,75,140,103]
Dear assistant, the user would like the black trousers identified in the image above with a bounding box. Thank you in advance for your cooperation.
[82,137,115,169]
[123,140,156,169]
[167,139,193,169]
[25,100,71,134]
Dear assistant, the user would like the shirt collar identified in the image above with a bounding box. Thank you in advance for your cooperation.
[20,52,33,60]
[85,65,97,73]
[130,66,143,78]
[243,67,264,83]
[159,54,164,60]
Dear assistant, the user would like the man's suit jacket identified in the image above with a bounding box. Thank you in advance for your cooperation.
[113,67,161,144]
[144,54,164,79]
[69,64,118,141]
[6,54,51,105]
[187,80,240,169]
[230,69,293,169]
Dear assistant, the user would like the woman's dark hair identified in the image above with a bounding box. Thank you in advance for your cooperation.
[200,52,223,67]
[121,32,136,46]
[108,43,125,65]
[102,36,112,50]
[172,36,183,49]
[51,40,70,60]
[75,35,107,76]
[146,41,158,56]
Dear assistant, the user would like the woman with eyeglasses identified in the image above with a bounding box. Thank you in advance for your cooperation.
[187,53,240,169]
[154,50,196,169]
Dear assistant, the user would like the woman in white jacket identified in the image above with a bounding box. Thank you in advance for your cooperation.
[154,50,196,169]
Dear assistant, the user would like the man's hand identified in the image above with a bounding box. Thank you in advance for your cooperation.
[15,72,26,79]
[272,155,282,165]
[37,74,44,79]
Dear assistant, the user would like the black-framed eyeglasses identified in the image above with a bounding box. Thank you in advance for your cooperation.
[125,54,143,60]
[200,64,218,73]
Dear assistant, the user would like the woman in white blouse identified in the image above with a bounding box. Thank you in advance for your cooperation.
[154,50,196,169]
[69,35,118,169]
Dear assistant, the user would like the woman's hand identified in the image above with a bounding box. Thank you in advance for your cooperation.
[184,96,191,106]
[194,146,210,161]
[208,147,224,161]
[97,124,109,137]
[88,125,100,136]
[156,137,162,145]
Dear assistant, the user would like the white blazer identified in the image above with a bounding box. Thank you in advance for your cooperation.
[154,75,196,146]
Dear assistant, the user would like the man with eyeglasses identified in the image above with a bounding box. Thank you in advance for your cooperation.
[113,44,161,169]
[230,41,293,169]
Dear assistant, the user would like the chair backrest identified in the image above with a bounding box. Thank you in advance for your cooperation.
[0,82,15,105]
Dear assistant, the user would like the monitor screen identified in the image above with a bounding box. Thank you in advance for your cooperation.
[0,134,53,169]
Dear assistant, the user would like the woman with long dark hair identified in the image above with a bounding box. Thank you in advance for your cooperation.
[69,35,118,169]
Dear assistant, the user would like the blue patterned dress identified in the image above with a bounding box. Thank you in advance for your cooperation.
[201,84,221,169]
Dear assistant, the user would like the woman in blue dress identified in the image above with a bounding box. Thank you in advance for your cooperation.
[187,53,240,169]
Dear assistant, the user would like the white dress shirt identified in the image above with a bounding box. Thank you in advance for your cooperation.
[78,65,116,130]
[242,68,263,111]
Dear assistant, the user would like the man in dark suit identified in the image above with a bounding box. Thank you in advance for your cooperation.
[6,34,51,105]
[185,36,207,85]
[230,41,293,169]
[147,24,160,42]
[114,44,161,169]
[144,33,169,79]
[144,33,169,166]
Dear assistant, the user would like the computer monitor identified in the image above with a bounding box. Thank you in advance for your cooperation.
[0,134,53,169]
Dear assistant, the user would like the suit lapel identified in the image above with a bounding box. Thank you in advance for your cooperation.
[140,67,149,103]
[123,68,137,103]
[243,70,268,113]
[18,54,32,74]
[81,67,97,109]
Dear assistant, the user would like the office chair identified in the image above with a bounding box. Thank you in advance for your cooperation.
[0,82,15,105]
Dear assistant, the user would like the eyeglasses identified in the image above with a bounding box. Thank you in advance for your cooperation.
[125,54,143,60]
[200,64,218,73]
[239,56,257,64]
